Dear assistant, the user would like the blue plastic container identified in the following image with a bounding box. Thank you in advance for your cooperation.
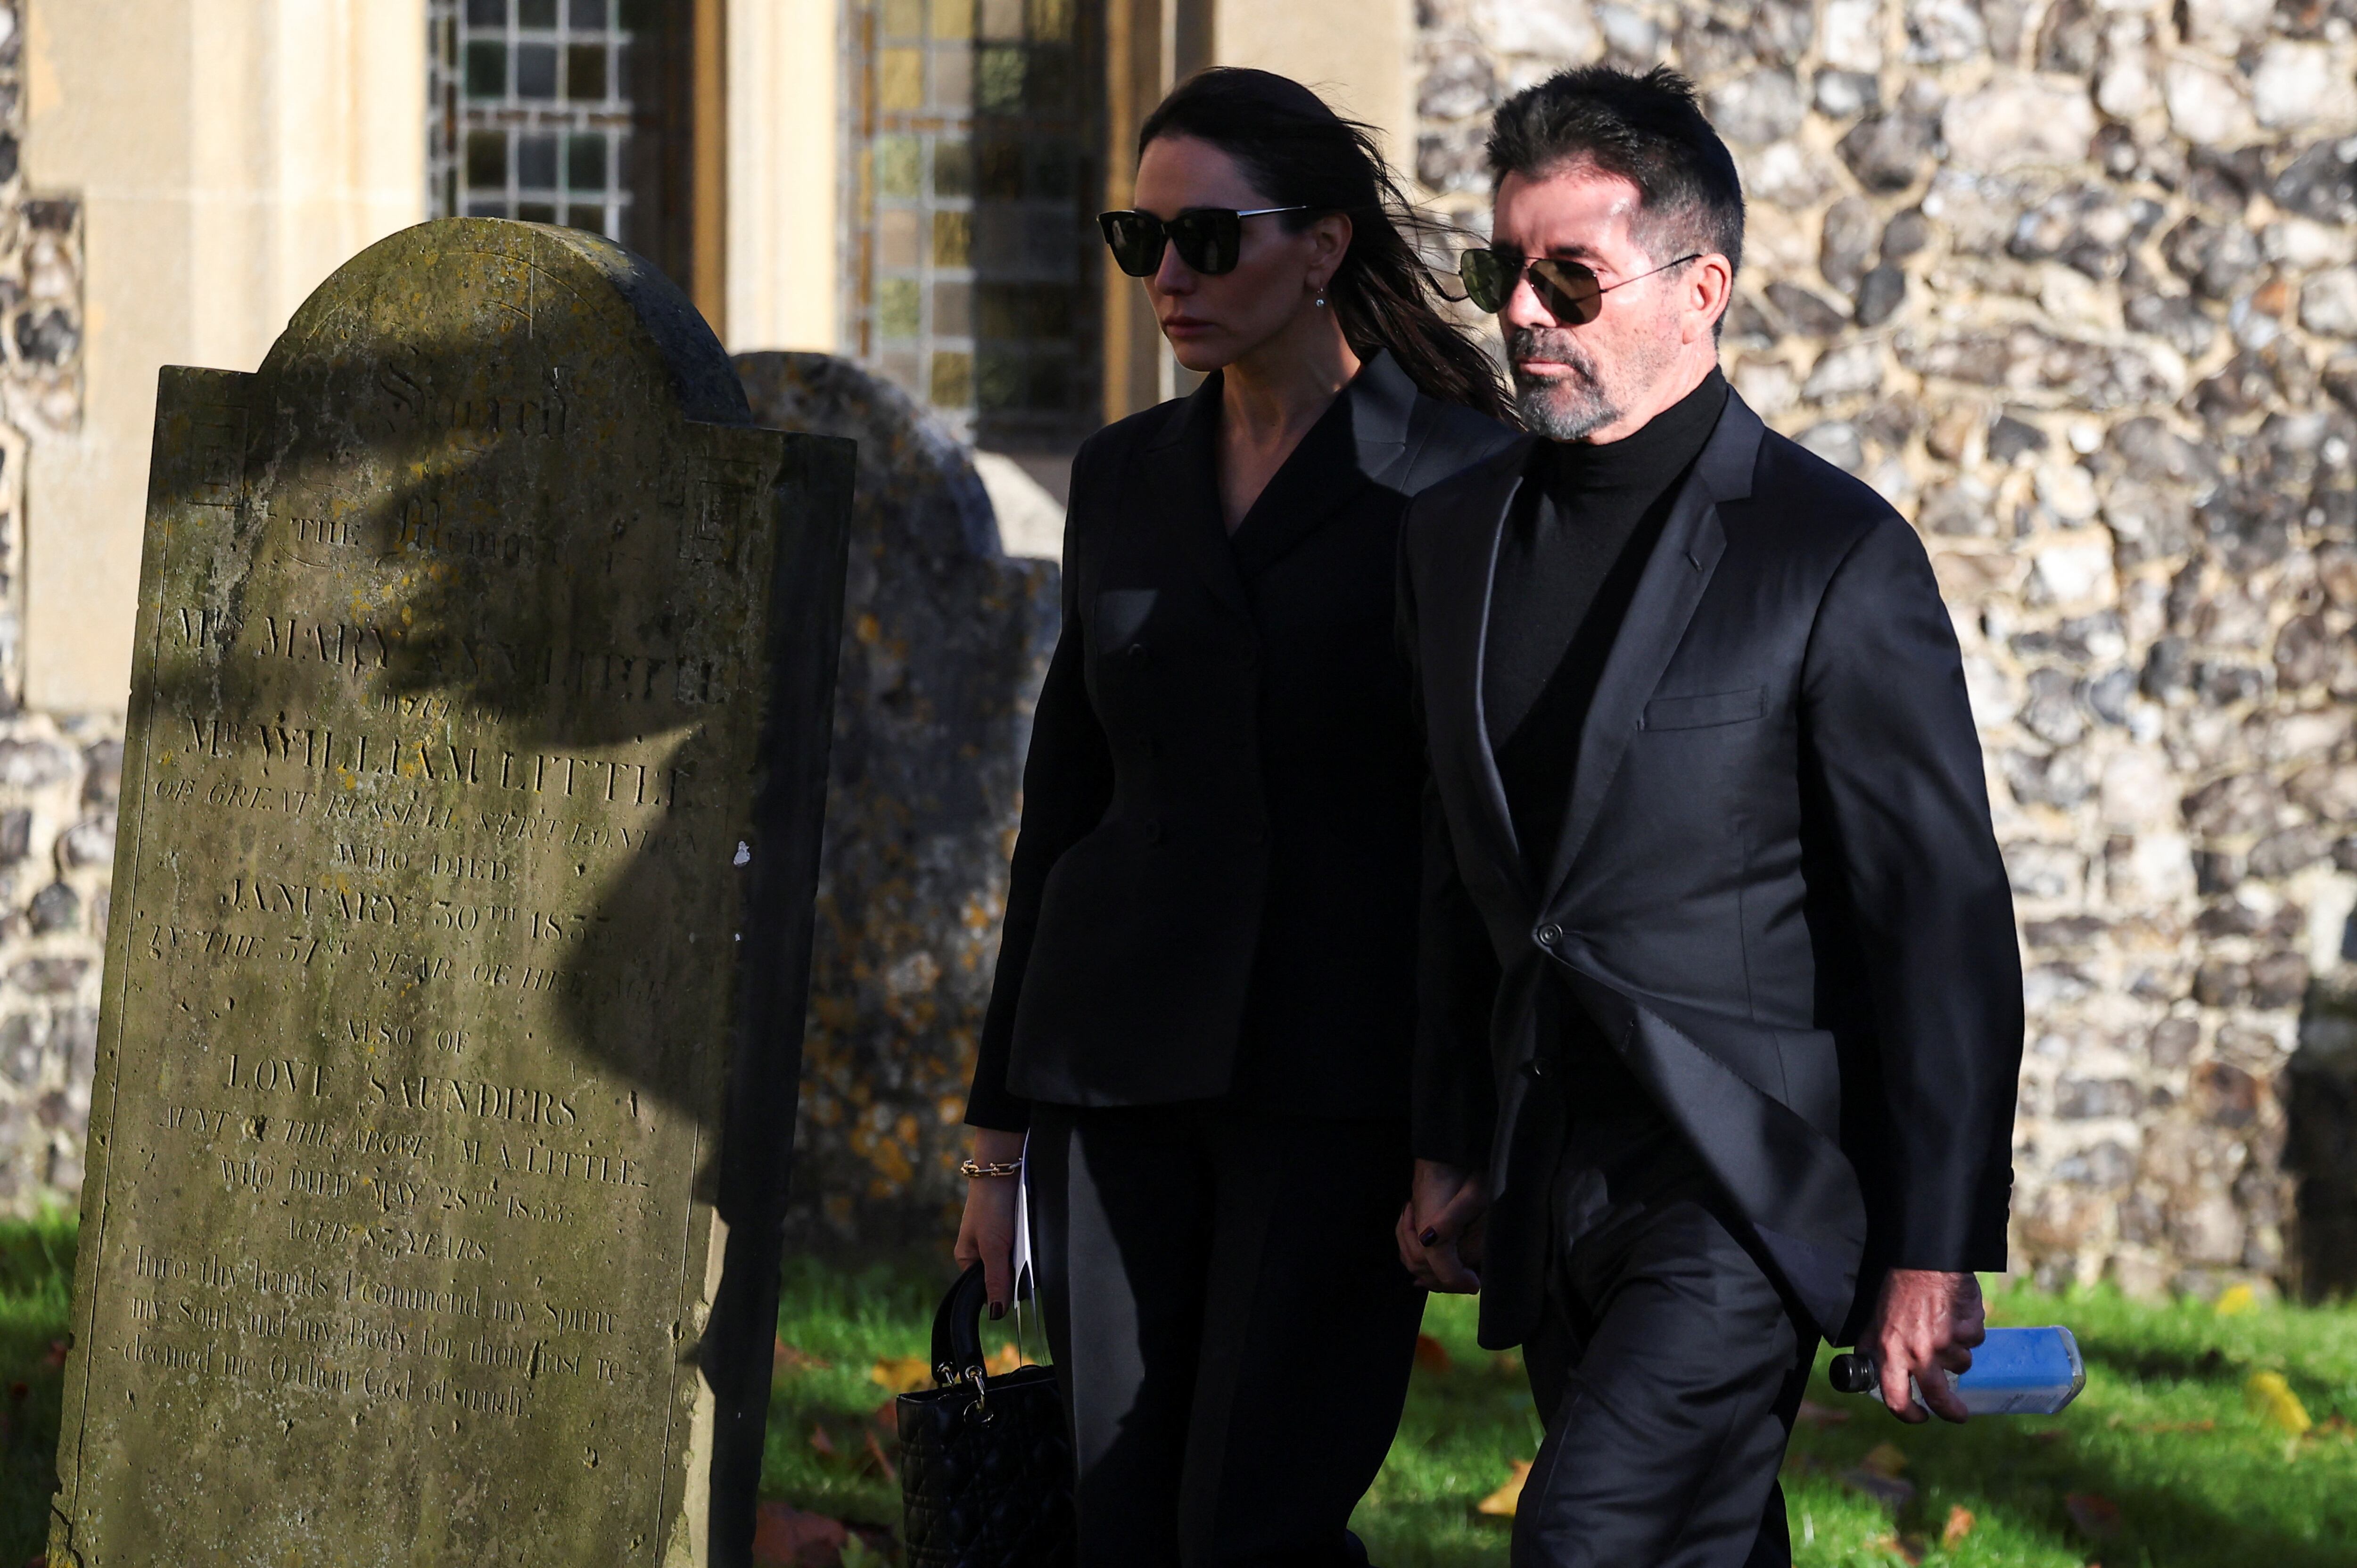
[1829,1325,2085,1415]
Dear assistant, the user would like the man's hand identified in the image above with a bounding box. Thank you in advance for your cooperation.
[1397,1159,1487,1293]
[953,1128,1027,1319]
[1863,1269,1986,1423]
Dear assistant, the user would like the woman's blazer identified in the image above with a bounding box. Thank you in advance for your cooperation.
[967,350,1517,1129]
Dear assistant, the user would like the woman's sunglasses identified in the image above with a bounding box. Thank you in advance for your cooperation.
[1458,249,1703,323]
[1099,206,1312,277]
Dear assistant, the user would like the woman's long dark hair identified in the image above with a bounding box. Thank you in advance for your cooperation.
[1138,68,1508,421]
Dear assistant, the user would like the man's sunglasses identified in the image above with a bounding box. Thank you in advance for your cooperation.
[1099,206,1312,277]
[1458,249,1703,323]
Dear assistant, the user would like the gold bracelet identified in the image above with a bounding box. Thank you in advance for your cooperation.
[959,1158,1023,1179]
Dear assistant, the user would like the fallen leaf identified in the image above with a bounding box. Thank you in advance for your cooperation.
[864,1426,899,1483]
[2064,1492,2121,1541]
[1838,1469,1917,1512]
[1865,1534,1924,1565]
[2311,1413,2356,1440]
[2245,1371,2313,1436]
[2213,1283,2257,1317]
[1795,1399,1851,1428]
[868,1355,932,1396]
[1415,1333,1455,1375]
[1941,1506,1975,1548]
[1476,1459,1533,1517]
[41,1340,67,1369]
[870,1400,898,1432]
[984,1343,1023,1376]
[807,1424,836,1457]
[1491,1350,1524,1376]
[1859,1441,1909,1477]
[774,1338,831,1372]
[751,1501,848,1567]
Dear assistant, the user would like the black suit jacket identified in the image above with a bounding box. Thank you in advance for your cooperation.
[969,351,1518,1129]
[1401,389,2023,1346]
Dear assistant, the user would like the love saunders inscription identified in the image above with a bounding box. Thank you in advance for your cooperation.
[49,220,852,1566]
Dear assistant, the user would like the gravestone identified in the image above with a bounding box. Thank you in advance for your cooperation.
[733,353,1056,1246]
[48,219,852,1566]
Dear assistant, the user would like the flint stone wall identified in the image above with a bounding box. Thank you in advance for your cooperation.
[0,0,105,1220]
[1419,0,2357,1298]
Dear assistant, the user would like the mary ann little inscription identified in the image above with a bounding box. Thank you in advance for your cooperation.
[50,220,850,1567]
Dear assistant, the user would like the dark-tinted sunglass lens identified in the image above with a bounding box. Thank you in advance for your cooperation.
[1460,249,1508,312]
[1099,212,1164,277]
[1528,258,1603,324]
[1169,210,1243,274]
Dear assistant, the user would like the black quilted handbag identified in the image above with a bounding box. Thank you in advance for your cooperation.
[897,1263,1076,1567]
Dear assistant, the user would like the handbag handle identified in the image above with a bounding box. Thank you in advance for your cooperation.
[929,1262,991,1387]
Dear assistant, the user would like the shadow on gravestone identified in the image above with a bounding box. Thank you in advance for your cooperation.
[734,353,1058,1249]
[51,220,851,1567]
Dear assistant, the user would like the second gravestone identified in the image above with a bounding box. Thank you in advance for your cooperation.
[48,220,852,1565]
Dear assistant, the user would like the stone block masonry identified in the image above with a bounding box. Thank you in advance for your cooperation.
[1418,0,2357,1298]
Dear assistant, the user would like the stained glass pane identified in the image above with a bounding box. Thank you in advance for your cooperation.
[567,43,608,101]
[463,41,506,98]
[466,0,506,25]
[878,279,922,338]
[519,0,558,25]
[567,134,609,190]
[516,43,559,98]
[518,134,560,189]
[465,130,507,188]
[569,0,607,24]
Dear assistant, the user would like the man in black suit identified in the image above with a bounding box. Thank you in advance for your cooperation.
[1395,66,2024,1566]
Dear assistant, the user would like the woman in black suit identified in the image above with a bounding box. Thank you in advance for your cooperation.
[956,67,1516,1564]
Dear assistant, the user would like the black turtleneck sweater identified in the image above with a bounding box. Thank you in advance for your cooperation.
[1483,369,1728,1170]
[1485,369,1730,880]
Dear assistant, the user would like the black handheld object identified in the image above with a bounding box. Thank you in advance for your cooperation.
[897,1264,1076,1567]
[1828,1353,1876,1394]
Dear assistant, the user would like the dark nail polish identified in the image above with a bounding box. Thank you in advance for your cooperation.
[989,1302,1005,1321]
[1420,1228,1438,1246]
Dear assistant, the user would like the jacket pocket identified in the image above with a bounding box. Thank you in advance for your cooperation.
[1641,686,1766,731]
[1094,588,1159,650]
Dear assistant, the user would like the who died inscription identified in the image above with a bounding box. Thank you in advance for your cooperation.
[50,220,850,1566]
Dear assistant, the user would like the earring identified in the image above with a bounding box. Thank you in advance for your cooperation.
[1314,290,1327,308]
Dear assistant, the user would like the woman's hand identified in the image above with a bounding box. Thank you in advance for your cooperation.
[953,1128,1028,1318]
[1397,1158,1487,1293]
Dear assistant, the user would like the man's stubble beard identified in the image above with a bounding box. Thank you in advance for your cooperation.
[1508,323,1677,442]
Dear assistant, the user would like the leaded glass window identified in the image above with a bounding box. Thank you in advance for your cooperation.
[848,0,1098,446]
[428,0,689,280]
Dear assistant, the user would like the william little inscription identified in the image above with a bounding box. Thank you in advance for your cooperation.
[49,221,852,1566]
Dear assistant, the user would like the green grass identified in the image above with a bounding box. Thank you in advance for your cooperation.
[7,1217,2357,1565]
[0,1210,74,1567]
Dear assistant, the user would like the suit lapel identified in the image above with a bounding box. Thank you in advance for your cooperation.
[1137,377,1250,620]
[1540,394,1765,908]
[1229,349,1416,577]
[1424,441,1540,907]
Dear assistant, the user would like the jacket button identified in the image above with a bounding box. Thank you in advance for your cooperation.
[1529,1057,1547,1078]
[1536,923,1561,946]
[1126,643,1149,662]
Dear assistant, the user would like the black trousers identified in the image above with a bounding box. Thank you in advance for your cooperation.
[1027,1102,1425,1568]
[1513,1138,1818,1568]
